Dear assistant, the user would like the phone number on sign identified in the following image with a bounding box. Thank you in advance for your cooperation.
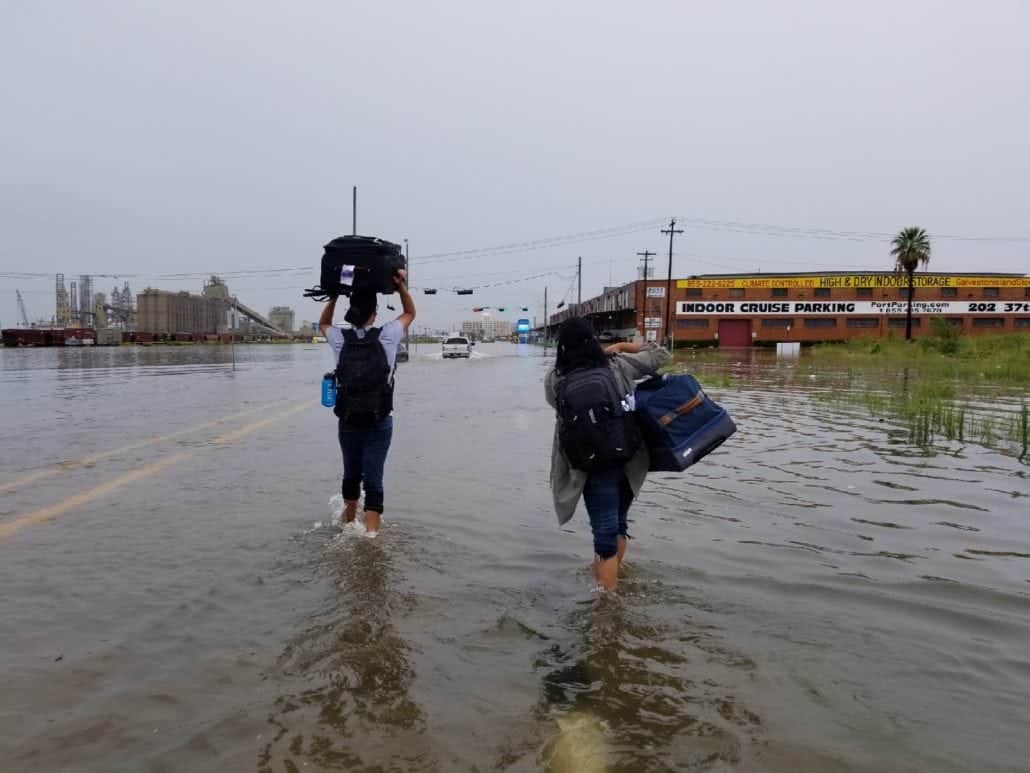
[973,303,1030,313]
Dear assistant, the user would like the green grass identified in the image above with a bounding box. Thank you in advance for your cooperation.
[818,384,1026,455]
[664,331,1029,458]
[811,332,1029,455]
[809,332,1030,386]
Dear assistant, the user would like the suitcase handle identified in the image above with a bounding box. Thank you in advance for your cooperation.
[658,394,703,426]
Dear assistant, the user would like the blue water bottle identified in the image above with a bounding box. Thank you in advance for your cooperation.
[321,372,337,407]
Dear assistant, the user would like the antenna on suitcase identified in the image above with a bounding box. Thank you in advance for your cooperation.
[352,186,357,236]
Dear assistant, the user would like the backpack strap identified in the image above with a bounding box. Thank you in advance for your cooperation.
[364,326,398,382]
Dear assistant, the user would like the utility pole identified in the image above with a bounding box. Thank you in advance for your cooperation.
[352,186,357,236]
[577,256,582,314]
[544,285,549,352]
[404,238,411,351]
[637,249,656,341]
[661,218,683,349]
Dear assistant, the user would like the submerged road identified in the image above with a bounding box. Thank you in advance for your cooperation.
[1,342,1028,772]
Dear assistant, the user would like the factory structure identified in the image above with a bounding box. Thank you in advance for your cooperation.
[268,306,296,334]
[548,271,1030,347]
[4,273,297,346]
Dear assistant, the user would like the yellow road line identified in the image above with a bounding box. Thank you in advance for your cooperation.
[0,403,313,539]
[212,402,310,444]
[0,401,280,495]
[0,453,189,539]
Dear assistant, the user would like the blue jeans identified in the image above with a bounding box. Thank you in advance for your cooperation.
[582,467,633,560]
[338,416,393,513]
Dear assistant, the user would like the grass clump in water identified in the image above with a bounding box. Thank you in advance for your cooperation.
[811,332,1030,386]
[813,330,1028,457]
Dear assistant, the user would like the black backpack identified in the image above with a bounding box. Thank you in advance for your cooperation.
[556,365,641,472]
[333,328,394,428]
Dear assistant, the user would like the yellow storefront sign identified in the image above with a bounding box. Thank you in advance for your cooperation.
[677,274,1030,290]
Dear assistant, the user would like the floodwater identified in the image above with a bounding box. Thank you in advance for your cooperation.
[1,342,1028,773]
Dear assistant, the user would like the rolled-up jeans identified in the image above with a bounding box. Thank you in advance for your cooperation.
[582,466,633,560]
[338,416,393,514]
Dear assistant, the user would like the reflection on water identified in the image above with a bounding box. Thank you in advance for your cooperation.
[534,587,760,772]
[259,534,430,772]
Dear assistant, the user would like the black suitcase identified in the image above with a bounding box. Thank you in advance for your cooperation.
[318,235,406,297]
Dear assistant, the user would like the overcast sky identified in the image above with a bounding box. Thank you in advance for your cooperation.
[2,0,1028,330]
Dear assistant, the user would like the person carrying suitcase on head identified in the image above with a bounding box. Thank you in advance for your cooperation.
[319,269,414,536]
[545,318,670,590]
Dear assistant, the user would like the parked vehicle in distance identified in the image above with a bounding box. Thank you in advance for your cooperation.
[396,341,409,363]
[442,335,471,359]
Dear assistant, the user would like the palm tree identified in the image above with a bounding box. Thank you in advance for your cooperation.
[891,227,931,341]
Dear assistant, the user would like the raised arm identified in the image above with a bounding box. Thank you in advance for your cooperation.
[394,270,416,332]
[614,343,671,379]
[604,341,644,356]
[318,297,338,335]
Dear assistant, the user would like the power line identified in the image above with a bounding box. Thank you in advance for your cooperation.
[0,267,314,280]
[415,218,668,264]
[554,272,578,310]
[1,216,1027,285]
[676,216,1030,243]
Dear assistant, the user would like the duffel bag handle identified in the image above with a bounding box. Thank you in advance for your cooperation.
[658,394,703,426]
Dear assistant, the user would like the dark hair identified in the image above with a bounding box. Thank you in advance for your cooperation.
[344,292,377,327]
[555,317,607,375]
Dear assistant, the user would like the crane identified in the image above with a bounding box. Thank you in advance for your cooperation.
[16,289,30,328]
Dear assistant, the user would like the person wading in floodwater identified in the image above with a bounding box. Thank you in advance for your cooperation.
[319,269,414,536]
[545,318,670,591]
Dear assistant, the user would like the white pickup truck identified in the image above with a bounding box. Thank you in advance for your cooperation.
[442,335,472,359]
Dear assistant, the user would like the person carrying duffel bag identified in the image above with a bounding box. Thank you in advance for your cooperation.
[634,373,737,472]
[544,318,670,591]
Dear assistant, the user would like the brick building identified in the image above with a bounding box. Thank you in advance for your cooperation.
[548,271,1030,347]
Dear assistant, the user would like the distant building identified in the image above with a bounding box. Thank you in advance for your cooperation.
[460,318,513,340]
[137,289,227,335]
[269,306,295,334]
